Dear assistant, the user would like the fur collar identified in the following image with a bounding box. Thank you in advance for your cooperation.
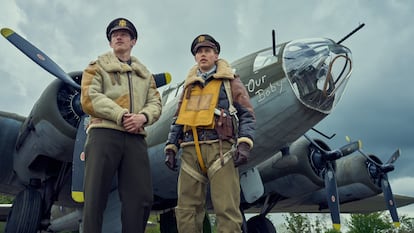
[97,52,151,79]
[183,59,234,89]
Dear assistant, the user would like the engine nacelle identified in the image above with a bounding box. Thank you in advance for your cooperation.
[334,153,382,202]
[13,73,82,185]
[257,136,326,197]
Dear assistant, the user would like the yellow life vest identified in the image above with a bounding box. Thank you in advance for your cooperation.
[176,79,223,128]
[176,79,223,174]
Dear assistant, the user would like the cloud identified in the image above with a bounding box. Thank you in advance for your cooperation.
[392,176,414,197]
[391,176,414,217]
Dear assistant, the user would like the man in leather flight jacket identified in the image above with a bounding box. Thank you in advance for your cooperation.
[164,34,256,233]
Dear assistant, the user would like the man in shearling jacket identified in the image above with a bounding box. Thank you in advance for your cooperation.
[80,17,161,233]
[164,34,256,233]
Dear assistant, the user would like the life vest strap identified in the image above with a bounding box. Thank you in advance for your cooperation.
[191,126,208,173]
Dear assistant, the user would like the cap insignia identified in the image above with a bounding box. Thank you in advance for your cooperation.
[118,19,127,27]
[198,35,205,43]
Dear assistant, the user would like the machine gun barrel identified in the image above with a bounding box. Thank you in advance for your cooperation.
[337,23,365,44]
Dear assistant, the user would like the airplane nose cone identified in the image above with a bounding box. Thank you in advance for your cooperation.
[283,38,353,113]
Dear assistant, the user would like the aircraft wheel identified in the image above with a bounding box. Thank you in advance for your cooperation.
[5,188,43,233]
[247,215,277,233]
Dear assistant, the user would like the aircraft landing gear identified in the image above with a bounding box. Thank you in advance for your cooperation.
[4,188,43,233]
[247,215,277,233]
[5,162,71,233]
[242,193,281,233]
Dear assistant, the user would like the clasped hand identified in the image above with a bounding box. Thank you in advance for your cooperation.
[123,113,146,134]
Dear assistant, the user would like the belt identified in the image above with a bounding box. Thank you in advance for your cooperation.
[183,129,219,142]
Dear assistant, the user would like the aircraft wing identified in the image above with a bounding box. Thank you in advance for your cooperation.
[339,194,414,214]
[244,194,414,214]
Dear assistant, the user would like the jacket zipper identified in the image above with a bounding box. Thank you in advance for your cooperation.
[127,71,134,113]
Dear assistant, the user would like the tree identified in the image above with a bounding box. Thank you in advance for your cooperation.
[346,212,392,233]
[283,213,332,233]
[325,229,341,233]
[283,213,312,233]
[396,215,414,233]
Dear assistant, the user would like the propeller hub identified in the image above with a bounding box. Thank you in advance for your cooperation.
[71,93,84,118]
[381,164,394,173]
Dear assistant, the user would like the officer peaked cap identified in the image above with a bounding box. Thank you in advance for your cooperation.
[106,17,138,41]
[191,34,220,55]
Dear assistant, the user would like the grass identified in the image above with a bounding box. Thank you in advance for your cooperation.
[146,214,161,233]
[0,222,5,232]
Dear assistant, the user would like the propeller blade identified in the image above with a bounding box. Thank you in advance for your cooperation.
[321,140,361,161]
[381,175,400,227]
[324,166,341,230]
[386,149,400,165]
[153,72,172,88]
[71,114,87,203]
[1,27,80,90]
[339,140,361,156]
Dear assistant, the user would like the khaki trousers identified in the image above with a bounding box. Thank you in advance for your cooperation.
[175,141,242,233]
[82,128,153,233]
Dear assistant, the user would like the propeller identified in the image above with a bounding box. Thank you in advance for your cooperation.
[305,134,361,230]
[381,167,400,228]
[349,136,401,228]
[370,151,401,227]
[1,28,81,89]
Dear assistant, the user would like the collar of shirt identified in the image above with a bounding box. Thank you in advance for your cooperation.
[197,65,217,80]
[118,57,132,65]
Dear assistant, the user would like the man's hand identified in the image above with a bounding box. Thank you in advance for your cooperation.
[123,113,147,134]
[233,142,250,167]
[164,149,177,171]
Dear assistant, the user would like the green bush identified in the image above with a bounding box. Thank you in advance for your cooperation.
[0,194,13,204]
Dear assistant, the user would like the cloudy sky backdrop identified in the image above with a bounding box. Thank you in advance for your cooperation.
[1,0,413,227]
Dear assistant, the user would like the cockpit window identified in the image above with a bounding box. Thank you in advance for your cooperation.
[253,47,280,72]
[283,38,353,113]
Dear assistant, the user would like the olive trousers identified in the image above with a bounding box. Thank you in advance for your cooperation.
[82,128,153,233]
[175,141,243,233]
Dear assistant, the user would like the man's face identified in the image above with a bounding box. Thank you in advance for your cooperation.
[109,29,136,53]
[194,47,218,73]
